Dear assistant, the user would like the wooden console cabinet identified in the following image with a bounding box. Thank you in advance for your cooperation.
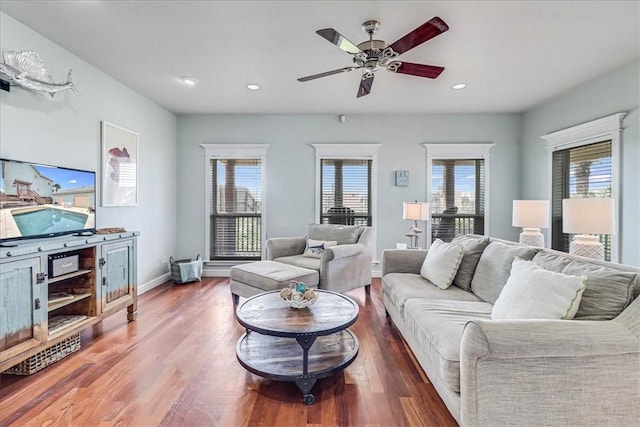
[0,231,138,373]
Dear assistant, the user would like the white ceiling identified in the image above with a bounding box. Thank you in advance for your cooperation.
[1,1,638,115]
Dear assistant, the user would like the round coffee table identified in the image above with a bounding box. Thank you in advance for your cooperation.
[235,289,359,405]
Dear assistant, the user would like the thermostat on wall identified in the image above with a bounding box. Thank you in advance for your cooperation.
[395,170,409,187]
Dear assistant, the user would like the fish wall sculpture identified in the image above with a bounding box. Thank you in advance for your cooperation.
[0,50,78,97]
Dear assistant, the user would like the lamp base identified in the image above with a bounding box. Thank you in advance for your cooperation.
[569,234,604,260]
[519,228,544,247]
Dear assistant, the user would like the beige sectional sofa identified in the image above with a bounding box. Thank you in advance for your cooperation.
[382,235,640,426]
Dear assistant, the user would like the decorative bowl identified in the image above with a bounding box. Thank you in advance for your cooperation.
[280,281,317,309]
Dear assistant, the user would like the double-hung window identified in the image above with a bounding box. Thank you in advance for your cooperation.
[542,113,624,262]
[201,144,268,261]
[312,144,380,228]
[425,144,495,244]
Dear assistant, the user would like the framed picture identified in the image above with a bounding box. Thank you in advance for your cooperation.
[395,170,409,187]
[101,121,138,207]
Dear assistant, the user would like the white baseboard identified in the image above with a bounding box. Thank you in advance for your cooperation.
[138,272,171,295]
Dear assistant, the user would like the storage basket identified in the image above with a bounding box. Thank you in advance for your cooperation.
[3,333,81,375]
[170,254,202,284]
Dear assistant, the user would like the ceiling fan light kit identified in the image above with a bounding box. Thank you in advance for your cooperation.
[298,17,449,98]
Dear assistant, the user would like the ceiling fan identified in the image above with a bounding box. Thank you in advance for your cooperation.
[298,17,449,98]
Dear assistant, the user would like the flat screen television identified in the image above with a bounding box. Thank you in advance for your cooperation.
[0,158,96,244]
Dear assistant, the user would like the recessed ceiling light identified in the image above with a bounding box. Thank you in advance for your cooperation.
[451,83,467,90]
[180,76,199,86]
[246,83,261,91]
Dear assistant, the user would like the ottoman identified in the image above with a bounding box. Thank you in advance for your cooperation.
[230,260,319,305]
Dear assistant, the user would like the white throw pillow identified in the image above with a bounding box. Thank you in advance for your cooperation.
[492,258,587,320]
[302,239,338,258]
[420,239,464,290]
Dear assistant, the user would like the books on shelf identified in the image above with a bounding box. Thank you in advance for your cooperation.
[49,292,75,303]
[48,314,88,335]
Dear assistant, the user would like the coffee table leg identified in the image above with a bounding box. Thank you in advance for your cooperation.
[294,376,317,405]
[295,336,318,404]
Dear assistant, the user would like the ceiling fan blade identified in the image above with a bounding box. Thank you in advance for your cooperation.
[316,28,363,55]
[357,74,374,98]
[387,17,449,55]
[391,62,445,79]
[298,66,359,82]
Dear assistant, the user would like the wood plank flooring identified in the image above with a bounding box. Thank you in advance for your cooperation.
[0,278,457,427]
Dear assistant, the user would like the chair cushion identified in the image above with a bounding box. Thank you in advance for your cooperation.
[404,299,493,392]
[471,241,539,303]
[420,239,464,289]
[533,251,638,320]
[382,273,483,317]
[308,224,361,245]
[450,235,490,291]
[492,258,586,320]
[274,254,321,271]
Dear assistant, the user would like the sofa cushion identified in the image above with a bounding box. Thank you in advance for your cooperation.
[533,251,638,320]
[382,273,483,317]
[404,299,493,393]
[302,239,337,258]
[471,241,538,304]
[420,239,464,290]
[308,224,360,245]
[492,258,586,320]
[451,235,491,291]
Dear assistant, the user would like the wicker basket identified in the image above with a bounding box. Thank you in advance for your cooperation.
[4,333,81,375]
[170,254,202,284]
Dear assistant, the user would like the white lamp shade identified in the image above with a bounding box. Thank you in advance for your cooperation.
[402,202,430,221]
[512,200,550,228]
[563,197,615,235]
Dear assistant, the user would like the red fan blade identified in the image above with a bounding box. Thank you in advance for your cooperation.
[387,17,449,55]
[298,66,360,82]
[316,28,363,55]
[357,74,374,98]
[391,62,445,79]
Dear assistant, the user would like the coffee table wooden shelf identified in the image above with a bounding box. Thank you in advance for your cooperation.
[235,290,359,404]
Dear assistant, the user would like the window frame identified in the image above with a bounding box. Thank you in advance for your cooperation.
[541,113,625,262]
[200,144,269,261]
[423,143,495,246]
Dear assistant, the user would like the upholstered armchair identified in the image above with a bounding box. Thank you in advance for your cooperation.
[265,224,374,294]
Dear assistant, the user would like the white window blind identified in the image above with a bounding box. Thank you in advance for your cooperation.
[551,140,612,260]
[210,158,262,260]
[320,159,371,226]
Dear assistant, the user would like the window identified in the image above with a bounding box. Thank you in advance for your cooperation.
[424,144,495,244]
[542,113,624,262]
[201,144,268,261]
[430,159,485,242]
[320,159,371,226]
[312,144,380,228]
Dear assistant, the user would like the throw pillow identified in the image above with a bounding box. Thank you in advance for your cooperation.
[450,235,490,292]
[492,258,587,320]
[420,239,464,290]
[471,241,539,304]
[302,239,338,258]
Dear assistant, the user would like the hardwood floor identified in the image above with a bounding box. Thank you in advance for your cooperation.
[0,278,457,427]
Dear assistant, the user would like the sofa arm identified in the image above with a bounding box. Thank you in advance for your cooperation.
[381,249,427,276]
[460,319,640,426]
[323,243,365,261]
[265,236,306,260]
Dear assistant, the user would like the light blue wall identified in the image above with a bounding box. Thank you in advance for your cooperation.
[520,60,640,266]
[176,113,521,261]
[0,12,178,284]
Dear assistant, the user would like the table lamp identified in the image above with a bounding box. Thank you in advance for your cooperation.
[402,201,430,249]
[512,200,549,247]
[562,197,614,260]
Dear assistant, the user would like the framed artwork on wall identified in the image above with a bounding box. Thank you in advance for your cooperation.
[395,170,409,187]
[101,121,138,207]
